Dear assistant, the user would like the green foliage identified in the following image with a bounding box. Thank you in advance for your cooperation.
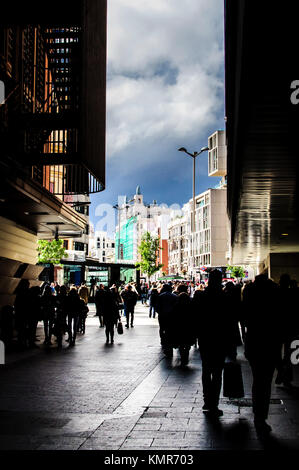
[227,265,245,279]
[37,239,68,266]
[136,232,163,279]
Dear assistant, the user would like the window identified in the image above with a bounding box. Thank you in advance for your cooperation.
[63,240,69,250]
[74,242,85,251]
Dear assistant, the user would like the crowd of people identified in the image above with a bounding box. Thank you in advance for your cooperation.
[0,281,89,349]
[0,271,298,435]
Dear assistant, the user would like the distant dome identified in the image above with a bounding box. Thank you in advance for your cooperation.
[136,185,141,195]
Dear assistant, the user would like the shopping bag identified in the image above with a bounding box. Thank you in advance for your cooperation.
[117,321,123,335]
[223,360,244,398]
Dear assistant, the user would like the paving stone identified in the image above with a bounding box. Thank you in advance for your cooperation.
[128,430,185,439]
[121,438,154,448]
[134,423,161,431]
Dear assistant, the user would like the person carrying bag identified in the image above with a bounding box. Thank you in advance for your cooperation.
[117,320,123,335]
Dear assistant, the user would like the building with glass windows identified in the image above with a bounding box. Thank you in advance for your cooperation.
[0,1,107,306]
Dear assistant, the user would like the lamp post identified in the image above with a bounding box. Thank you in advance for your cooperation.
[178,146,209,278]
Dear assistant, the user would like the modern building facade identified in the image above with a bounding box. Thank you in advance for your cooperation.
[0,1,107,306]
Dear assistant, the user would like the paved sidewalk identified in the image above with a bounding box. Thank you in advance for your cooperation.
[0,302,299,451]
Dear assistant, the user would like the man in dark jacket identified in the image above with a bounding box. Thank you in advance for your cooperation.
[196,269,234,417]
[121,285,138,328]
[243,274,284,435]
[95,284,106,327]
[156,284,178,357]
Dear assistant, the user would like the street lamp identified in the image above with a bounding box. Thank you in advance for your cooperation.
[178,146,209,232]
[178,146,209,281]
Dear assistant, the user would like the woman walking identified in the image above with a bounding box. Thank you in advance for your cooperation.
[102,288,120,344]
[149,286,159,318]
[67,288,82,346]
[41,285,56,346]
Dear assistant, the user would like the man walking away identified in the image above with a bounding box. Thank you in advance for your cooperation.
[156,284,178,357]
[121,285,138,328]
[95,284,106,328]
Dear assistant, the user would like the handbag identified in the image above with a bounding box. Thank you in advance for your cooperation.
[223,360,244,398]
[118,303,124,310]
[117,320,123,335]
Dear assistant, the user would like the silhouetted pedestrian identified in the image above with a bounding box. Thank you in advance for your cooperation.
[149,287,159,318]
[102,288,120,344]
[275,274,297,387]
[55,285,69,347]
[78,297,89,334]
[67,288,81,346]
[121,285,138,328]
[156,284,178,357]
[243,274,284,434]
[196,269,234,417]
[168,292,196,365]
[95,284,106,327]
[41,285,56,346]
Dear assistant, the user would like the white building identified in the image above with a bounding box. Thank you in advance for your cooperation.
[115,187,174,276]
[92,231,115,263]
[168,205,189,276]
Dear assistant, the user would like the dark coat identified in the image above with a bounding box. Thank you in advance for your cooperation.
[121,289,138,309]
[102,291,120,326]
[194,286,236,358]
[156,291,178,320]
[95,288,106,315]
[243,277,284,362]
[167,293,196,348]
[149,289,159,307]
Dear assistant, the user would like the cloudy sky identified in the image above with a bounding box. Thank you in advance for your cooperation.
[91,0,225,229]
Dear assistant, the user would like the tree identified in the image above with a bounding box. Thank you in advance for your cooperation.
[37,239,68,266]
[227,265,245,279]
[136,232,163,280]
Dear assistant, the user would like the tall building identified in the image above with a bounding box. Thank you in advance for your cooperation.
[115,187,173,278]
[168,130,229,281]
[0,1,107,305]
[168,206,189,276]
